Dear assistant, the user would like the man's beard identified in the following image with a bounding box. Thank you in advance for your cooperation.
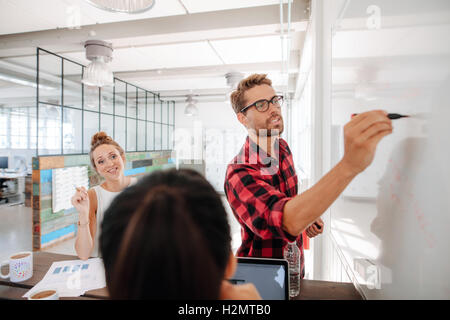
[253,125,283,137]
[260,117,284,136]
[248,116,284,137]
[257,128,281,137]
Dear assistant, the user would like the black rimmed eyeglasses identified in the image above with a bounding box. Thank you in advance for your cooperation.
[240,95,284,113]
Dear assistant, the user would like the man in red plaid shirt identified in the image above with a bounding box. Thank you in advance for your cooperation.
[224,74,393,278]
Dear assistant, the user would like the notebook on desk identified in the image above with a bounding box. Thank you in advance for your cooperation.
[228,257,289,300]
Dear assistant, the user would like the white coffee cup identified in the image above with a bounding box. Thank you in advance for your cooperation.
[0,251,33,282]
[28,289,59,300]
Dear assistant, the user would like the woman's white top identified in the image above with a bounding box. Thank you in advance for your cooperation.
[91,177,138,257]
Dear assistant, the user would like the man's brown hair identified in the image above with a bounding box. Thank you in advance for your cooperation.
[230,73,272,114]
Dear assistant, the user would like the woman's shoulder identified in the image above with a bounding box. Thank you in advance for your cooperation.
[87,188,98,217]
[129,176,138,186]
[88,187,98,197]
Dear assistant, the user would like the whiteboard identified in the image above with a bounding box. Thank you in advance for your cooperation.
[52,166,89,213]
[330,0,450,299]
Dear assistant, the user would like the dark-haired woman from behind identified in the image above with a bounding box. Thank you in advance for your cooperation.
[100,168,261,300]
[71,132,138,260]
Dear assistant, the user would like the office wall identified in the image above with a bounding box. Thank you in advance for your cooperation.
[174,101,247,191]
[175,101,247,253]
[291,0,340,282]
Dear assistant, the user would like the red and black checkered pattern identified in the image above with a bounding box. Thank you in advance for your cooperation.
[224,136,305,278]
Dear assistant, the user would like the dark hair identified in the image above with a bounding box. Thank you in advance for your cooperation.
[100,169,232,299]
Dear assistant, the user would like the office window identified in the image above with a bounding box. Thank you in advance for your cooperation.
[115,80,126,117]
[127,85,137,119]
[35,49,176,156]
[101,86,114,114]
[10,109,26,149]
[114,116,126,150]
[83,111,99,153]
[137,89,146,120]
[0,108,8,149]
[63,60,82,109]
[38,51,62,105]
[146,122,154,151]
[63,108,82,154]
[162,101,169,124]
[100,113,114,138]
[84,85,99,112]
[38,104,61,155]
[147,94,154,122]
[137,120,146,151]
[154,123,162,150]
[168,101,174,125]
[29,107,37,150]
[155,100,162,123]
[126,118,137,152]
[169,125,174,150]
[162,124,168,150]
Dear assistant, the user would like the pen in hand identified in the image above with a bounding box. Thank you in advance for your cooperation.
[73,184,88,198]
[351,113,410,120]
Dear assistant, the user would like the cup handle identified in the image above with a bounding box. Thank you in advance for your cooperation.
[0,261,10,279]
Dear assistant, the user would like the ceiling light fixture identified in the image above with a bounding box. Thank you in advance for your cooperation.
[82,40,114,87]
[184,95,198,117]
[225,72,244,90]
[85,0,156,14]
[224,71,243,103]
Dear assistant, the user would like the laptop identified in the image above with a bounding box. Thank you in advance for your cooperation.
[228,257,289,300]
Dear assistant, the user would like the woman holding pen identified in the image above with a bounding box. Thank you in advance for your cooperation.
[71,132,137,260]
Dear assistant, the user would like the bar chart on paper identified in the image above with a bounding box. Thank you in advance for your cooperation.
[23,258,106,298]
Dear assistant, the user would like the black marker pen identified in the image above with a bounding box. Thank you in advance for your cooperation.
[351,113,410,119]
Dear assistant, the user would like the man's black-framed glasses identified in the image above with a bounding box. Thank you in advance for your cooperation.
[240,95,284,113]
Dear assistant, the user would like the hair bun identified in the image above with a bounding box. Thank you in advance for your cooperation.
[91,131,111,146]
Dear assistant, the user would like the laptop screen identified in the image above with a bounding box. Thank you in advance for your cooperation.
[229,257,288,300]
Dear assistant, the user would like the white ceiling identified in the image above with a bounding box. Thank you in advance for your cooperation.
[0,0,185,35]
[0,0,310,104]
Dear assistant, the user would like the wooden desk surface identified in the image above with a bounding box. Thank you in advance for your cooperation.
[296,279,362,300]
[0,252,107,299]
[0,252,361,300]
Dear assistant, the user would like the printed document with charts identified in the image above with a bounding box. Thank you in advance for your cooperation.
[23,258,106,298]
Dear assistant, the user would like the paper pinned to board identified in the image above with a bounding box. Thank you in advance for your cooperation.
[23,258,106,298]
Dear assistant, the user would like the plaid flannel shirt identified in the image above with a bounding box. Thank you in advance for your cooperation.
[224,136,305,278]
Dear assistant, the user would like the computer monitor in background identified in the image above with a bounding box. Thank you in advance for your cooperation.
[0,157,8,169]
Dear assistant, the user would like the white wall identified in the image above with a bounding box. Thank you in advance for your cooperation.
[295,0,352,283]
[175,100,248,253]
[174,100,246,161]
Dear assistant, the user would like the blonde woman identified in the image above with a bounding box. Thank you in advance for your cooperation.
[71,132,137,260]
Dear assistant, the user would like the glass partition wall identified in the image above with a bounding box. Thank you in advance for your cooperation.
[0,53,38,170]
[37,48,175,156]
